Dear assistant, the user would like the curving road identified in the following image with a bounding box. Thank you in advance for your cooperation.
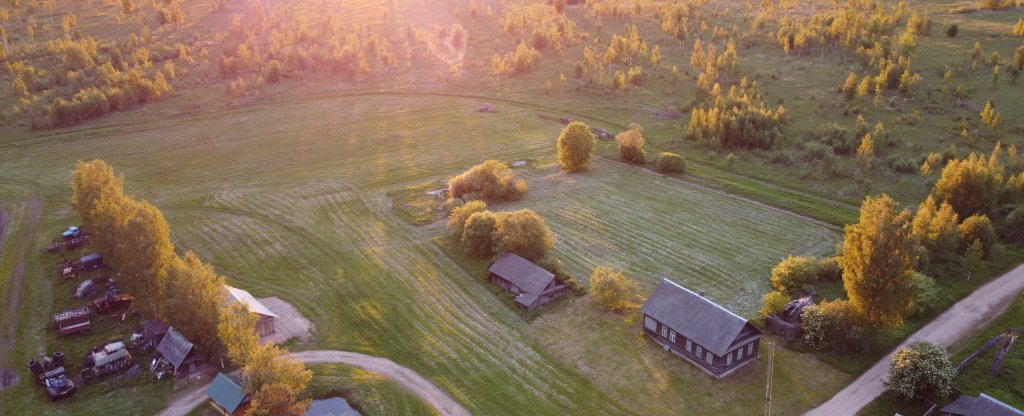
[155,350,471,416]
[806,262,1024,416]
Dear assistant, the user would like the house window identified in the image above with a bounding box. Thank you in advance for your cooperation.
[747,343,754,355]
[660,325,669,338]
[726,352,733,366]
[737,347,744,359]
[705,352,713,364]
[685,340,692,352]
[643,316,657,332]
[669,330,676,343]
[696,345,702,357]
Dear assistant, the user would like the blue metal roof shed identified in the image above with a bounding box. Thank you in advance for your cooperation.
[206,373,248,414]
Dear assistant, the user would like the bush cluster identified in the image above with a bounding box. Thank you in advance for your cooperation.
[448,160,527,202]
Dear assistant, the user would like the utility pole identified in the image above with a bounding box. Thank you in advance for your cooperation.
[764,341,775,416]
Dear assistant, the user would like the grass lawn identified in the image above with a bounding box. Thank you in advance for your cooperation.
[859,291,1024,416]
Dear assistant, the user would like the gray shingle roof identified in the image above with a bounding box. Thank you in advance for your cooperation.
[206,373,248,414]
[640,278,759,356]
[942,394,1024,416]
[156,327,194,371]
[488,253,554,295]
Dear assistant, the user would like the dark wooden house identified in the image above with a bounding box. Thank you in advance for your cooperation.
[156,326,201,378]
[640,279,764,378]
[942,393,1023,416]
[224,285,277,339]
[488,253,567,310]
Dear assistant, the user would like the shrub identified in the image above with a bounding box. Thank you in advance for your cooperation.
[770,256,819,297]
[461,211,498,258]
[908,272,941,318]
[492,209,555,261]
[557,121,595,173]
[267,60,282,83]
[957,214,996,257]
[946,24,958,38]
[655,152,686,173]
[802,299,869,353]
[1003,207,1024,244]
[590,267,642,312]
[760,290,789,319]
[725,153,737,170]
[448,160,527,202]
[616,126,646,164]
[446,200,488,238]
[810,123,856,155]
[817,256,843,281]
[884,341,954,401]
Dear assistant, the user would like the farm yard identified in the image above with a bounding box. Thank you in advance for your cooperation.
[2,0,1024,414]
[0,91,851,415]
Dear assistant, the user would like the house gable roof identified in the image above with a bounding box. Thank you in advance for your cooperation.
[156,326,194,371]
[640,278,762,356]
[488,253,554,295]
[225,285,278,318]
[942,394,1024,416]
[206,373,248,414]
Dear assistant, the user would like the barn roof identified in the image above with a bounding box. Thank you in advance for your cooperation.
[156,327,194,371]
[942,393,1024,416]
[488,253,554,295]
[640,278,761,356]
[225,285,278,318]
[207,373,248,414]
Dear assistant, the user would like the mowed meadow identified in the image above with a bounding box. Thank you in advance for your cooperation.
[0,91,844,414]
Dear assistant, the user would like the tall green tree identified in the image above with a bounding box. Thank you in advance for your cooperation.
[164,251,227,356]
[71,159,124,228]
[931,151,1004,218]
[840,195,919,329]
[492,209,555,262]
[219,301,258,367]
[557,121,595,173]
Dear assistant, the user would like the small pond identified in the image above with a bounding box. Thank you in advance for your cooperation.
[305,397,361,416]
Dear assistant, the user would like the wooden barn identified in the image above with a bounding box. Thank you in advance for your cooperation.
[488,253,567,310]
[155,326,202,378]
[224,285,277,338]
[640,279,764,378]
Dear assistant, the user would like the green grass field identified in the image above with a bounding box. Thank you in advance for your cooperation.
[506,159,839,316]
[3,0,1024,414]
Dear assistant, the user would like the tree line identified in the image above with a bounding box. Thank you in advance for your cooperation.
[71,160,310,415]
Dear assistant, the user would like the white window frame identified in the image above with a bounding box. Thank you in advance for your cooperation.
[726,352,733,365]
[737,347,744,359]
[705,351,713,364]
[668,330,676,343]
[696,345,702,357]
[685,339,692,352]
[747,343,754,355]
[660,325,669,338]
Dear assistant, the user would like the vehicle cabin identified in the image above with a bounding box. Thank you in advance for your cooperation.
[640,279,764,378]
[941,393,1024,416]
[206,372,251,416]
[155,327,201,378]
[80,253,103,271]
[62,226,81,239]
[487,253,567,310]
[224,285,277,338]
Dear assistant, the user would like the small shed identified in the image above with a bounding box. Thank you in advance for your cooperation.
[206,373,250,416]
[487,253,567,310]
[142,319,170,350]
[640,279,764,378]
[80,253,103,271]
[941,393,1023,416]
[224,285,277,338]
[156,327,199,377]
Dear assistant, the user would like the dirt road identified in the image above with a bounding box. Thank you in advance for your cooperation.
[806,262,1024,416]
[155,350,471,416]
